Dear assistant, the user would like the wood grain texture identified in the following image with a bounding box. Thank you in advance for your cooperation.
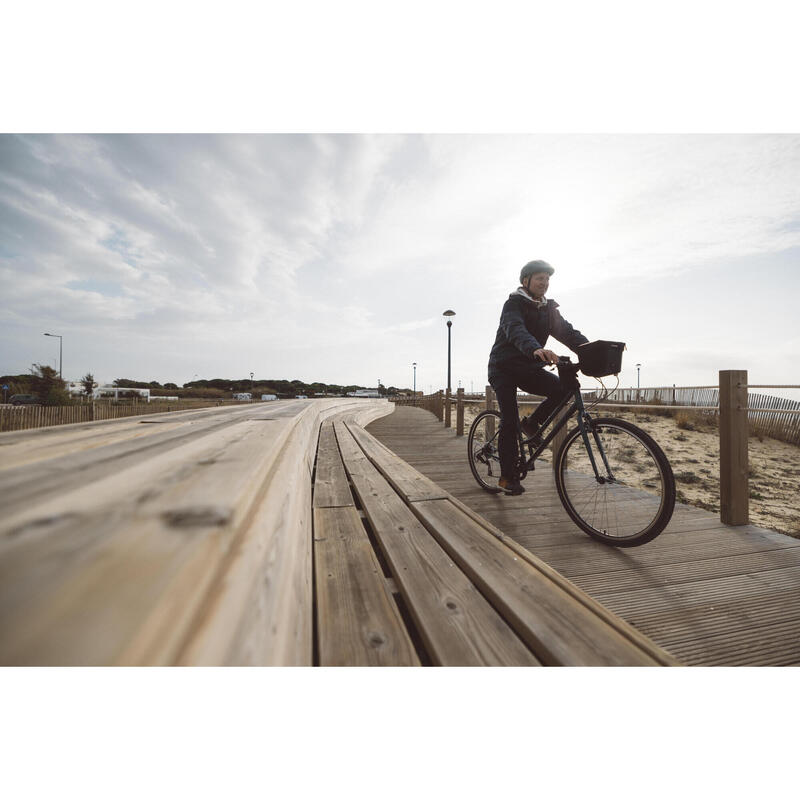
[0,398,392,666]
[367,405,800,666]
[335,421,540,666]
[314,506,419,666]
[313,422,355,509]
[412,498,661,665]
[347,422,448,503]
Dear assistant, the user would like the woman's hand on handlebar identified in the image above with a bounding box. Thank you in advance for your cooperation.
[533,348,559,365]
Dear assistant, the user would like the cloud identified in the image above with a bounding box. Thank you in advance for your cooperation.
[1,134,799,389]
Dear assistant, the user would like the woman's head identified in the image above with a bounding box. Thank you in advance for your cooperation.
[519,259,554,299]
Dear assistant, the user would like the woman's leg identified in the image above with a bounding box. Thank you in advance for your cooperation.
[489,373,520,480]
[518,368,569,428]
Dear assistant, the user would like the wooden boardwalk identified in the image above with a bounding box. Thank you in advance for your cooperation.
[367,405,800,666]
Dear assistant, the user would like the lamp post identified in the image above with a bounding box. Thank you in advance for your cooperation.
[636,363,641,403]
[412,362,417,395]
[250,372,254,394]
[442,310,455,393]
[44,332,62,378]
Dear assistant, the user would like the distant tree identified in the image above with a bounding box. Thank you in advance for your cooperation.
[81,372,96,397]
[164,382,178,390]
[29,363,71,405]
[113,378,150,389]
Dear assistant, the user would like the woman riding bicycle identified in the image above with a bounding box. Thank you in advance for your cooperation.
[488,259,589,495]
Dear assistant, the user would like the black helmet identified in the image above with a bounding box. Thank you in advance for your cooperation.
[520,260,554,283]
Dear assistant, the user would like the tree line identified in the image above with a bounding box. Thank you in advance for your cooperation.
[2,367,412,405]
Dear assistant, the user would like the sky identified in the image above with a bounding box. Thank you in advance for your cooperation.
[1,133,799,397]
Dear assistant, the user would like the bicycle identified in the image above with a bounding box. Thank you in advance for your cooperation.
[467,345,676,547]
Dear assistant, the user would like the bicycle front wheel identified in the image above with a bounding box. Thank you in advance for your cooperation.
[554,417,675,546]
[467,409,503,493]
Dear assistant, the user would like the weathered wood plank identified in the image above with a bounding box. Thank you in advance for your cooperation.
[367,405,800,666]
[358,414,679,663]
[314,506,420,666]
[313,422,355,509]
[347,422,449,503]
[412,498,664,665]
[334,421,541,666]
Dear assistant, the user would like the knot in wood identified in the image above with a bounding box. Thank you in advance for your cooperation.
[161,505,233,529]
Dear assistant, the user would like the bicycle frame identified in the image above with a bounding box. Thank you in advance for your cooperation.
[517,366,615,482]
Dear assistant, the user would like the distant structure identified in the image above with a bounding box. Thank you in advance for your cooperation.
[261,394,277,401]
[347,389,380,398]
[93,386,151,402]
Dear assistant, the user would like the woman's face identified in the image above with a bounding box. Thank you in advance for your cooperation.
[526,272,550,299]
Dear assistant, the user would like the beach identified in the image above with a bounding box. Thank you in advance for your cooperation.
[462,401,800,538]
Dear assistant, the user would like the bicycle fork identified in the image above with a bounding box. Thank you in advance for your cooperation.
[572,397,616,485]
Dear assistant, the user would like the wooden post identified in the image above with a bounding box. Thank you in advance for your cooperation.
[551,408,569,473]
[485,385,495,439]
[444,388,452,428]
[719,370,749,525]
[436,390,443,422]
[456,388,464,436]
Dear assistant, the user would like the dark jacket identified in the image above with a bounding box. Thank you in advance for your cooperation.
[488,290,588,376]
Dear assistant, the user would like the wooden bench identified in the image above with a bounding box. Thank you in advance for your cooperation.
[0,397,677,666]
[0,398,391,665]
[313,414,680,666]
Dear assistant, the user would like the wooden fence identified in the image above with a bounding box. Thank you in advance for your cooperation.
[581,383,800,446]
[0,398,247,433]
[394,371,800,527]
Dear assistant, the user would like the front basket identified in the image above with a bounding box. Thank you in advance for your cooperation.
[577,340,626,377]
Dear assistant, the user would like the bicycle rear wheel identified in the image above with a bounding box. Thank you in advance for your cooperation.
[554,417,675,546]
[467,410,503,492]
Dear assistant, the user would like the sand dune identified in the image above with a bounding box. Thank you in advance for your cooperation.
[461,401,800,537]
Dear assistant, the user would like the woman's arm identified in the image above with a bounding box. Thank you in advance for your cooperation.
[499,297,543,356]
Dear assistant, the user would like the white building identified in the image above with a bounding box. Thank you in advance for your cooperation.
[93,386,151,402]
[347,389,380,398]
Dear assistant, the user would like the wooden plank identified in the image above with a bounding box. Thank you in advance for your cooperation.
[347,421,449,503]
[313,422,354,508]
[412,498,663,665]
[349,417,676,665]
[175,401,387,666]
[334,421,540,666]
[0,416,294,665]
[314,506,419,666]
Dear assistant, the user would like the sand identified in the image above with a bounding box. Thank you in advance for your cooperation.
[461,401,800,538]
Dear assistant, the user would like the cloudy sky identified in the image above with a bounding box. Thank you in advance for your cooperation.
[1,133,799,396]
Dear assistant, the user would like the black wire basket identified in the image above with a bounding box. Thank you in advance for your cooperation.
[576,340,626,377]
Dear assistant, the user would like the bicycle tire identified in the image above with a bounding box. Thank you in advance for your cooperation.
[467,409,503,493]
[554,417,675,547]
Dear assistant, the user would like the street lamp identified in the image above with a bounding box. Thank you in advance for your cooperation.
[412,362,417,395]
[442,309,455,393]
[635,363,641,403]
[44,333,62,378]
[250,372,254,395]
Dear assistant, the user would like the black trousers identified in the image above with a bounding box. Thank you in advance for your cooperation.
[489,363,569,479]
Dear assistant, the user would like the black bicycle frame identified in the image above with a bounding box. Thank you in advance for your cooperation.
[517,371,612,481]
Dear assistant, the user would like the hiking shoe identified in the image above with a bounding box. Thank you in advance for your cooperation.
[498,477,526,495]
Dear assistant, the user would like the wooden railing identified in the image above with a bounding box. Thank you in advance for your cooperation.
[393,370,800,528]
